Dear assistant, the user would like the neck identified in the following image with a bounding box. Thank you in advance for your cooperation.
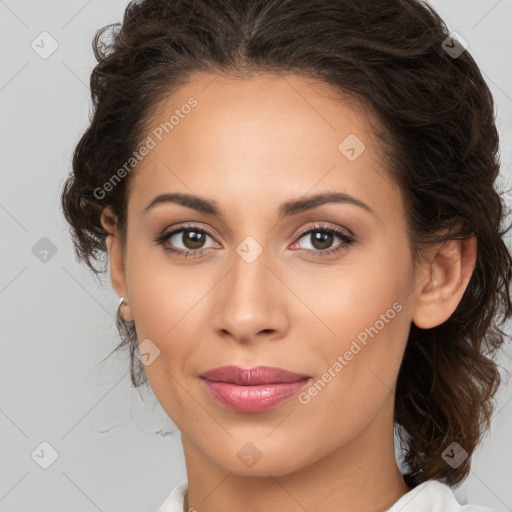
[180,398,411,512]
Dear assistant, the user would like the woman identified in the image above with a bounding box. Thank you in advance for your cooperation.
[60,0,512,510]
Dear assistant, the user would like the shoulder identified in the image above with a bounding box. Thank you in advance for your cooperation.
[155,479,506,512]
[386,480,507,512]
[154,480,188,512]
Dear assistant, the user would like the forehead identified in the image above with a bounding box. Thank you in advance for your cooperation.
[126,72,402,223]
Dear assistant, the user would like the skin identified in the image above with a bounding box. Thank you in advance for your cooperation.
[101,72,477,512]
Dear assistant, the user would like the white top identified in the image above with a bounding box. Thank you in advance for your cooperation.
[155,479,507,512]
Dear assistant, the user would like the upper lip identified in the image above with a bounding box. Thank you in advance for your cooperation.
[200,365,311,385]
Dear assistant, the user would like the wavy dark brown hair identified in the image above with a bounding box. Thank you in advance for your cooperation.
[60,0,512,489]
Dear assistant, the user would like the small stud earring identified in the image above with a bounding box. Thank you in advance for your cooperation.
[119,296,128,307]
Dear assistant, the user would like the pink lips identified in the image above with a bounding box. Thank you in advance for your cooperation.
[200,365,311,413]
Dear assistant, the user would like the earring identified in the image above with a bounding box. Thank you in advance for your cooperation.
[118,296,134,323]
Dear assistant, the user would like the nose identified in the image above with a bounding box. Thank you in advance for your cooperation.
[210,246,289,345]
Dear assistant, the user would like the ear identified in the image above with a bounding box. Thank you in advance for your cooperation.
[101,206,133,323]
[411,235,477,329]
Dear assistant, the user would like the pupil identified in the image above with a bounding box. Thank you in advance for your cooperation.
[312,231,333,250]
[184,230,204,249]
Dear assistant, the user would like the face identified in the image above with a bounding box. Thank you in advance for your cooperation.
[103,72,433,477]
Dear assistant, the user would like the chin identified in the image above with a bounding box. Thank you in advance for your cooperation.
[206,439,319,478]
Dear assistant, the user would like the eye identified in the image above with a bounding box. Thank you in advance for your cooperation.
[154,222,355,259]
[291,223,355,257]
[154,223,218,258]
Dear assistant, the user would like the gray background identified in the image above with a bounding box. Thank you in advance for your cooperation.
[1,1,511,511]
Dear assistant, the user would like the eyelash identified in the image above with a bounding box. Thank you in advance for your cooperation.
[154,222,355,259]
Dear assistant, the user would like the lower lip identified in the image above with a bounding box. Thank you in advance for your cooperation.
[201,378,311,413]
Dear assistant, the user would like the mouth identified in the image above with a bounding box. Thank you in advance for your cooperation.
[199,365,312,413]
[199,365,311,385]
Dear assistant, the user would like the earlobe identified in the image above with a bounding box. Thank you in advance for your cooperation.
[101,206,133,323]
[411,236,477,330]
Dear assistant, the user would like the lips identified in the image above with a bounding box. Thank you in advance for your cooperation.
[199,365,310,385]
[199,365,312,412]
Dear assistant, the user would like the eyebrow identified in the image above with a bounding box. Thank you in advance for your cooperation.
[143,191,375,217]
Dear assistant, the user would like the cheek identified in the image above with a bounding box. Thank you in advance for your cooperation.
[125,238,206,336]
[305,251,412,403]
[124,252,207,426]
[123,248,202,400]
[299,295,408,445]
[291,260,405,352]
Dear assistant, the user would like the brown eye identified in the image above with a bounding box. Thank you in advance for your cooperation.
[177,229,208,249]
[293,224,355,257]
[155,224,218,257]
[308,230,335,250]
